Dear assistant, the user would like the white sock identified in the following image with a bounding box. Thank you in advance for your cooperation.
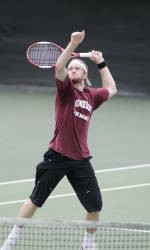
[83,231,95,247]
[2,225,21,249]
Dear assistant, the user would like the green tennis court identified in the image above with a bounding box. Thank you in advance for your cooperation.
[0,87,150,224]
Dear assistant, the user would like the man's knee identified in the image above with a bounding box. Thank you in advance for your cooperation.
[18,198,37,219]
[28,198,38,208]
[86,211,100,221]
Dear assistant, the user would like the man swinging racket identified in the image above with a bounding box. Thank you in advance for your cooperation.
[1,30,117,250]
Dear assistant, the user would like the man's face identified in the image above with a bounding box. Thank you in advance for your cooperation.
[67,62,86,83]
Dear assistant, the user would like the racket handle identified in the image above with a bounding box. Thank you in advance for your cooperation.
[39,66,52,69]
[79,52,92,58]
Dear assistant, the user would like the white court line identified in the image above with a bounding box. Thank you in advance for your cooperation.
[0,182,150,206]
[101,227,150,234]
[95,163,150,174]
[0,163,150,186]
[0,179,34,186]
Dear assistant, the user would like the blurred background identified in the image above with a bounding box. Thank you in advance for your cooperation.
[0,0,150,95]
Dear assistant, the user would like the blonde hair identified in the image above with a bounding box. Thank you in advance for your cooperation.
[68,59,92,86]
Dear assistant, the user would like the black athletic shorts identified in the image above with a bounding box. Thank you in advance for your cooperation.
[30,149,103,212]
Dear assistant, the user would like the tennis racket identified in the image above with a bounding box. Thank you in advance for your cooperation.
[26,41,92,69]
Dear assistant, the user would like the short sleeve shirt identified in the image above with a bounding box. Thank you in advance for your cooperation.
[49,75,109,160]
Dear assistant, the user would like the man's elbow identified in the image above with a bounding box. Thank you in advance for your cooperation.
[113,86,117,95]
[55,64,66,78]
[55,63,63,73]
[108,85,117,98]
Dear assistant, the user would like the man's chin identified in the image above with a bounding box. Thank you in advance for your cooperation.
[72,80,79,84]
[72,79,80,84]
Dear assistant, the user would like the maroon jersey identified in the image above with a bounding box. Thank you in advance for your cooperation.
[49,75,109,160]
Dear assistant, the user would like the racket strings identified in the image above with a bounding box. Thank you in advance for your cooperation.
[29,44,61,66]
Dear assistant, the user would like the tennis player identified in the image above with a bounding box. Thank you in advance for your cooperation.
[1,30,117,250]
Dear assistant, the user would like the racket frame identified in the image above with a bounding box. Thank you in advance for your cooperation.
[26,41,92,69]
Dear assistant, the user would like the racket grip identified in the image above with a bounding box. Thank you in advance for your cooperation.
[39,66,52,69]
[79,52,92,58]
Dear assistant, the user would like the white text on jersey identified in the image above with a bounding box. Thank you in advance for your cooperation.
[75,100,92,113]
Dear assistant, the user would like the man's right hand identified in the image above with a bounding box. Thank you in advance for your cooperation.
[71,30,85,46]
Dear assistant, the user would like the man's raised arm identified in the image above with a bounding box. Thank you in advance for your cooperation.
[91,50,117,98]
[55,30,85,81]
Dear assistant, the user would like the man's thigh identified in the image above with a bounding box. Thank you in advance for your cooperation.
[67,161,103,212]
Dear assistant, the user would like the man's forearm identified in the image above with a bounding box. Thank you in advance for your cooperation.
[55,41,77,71]
[99,66,117,97]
